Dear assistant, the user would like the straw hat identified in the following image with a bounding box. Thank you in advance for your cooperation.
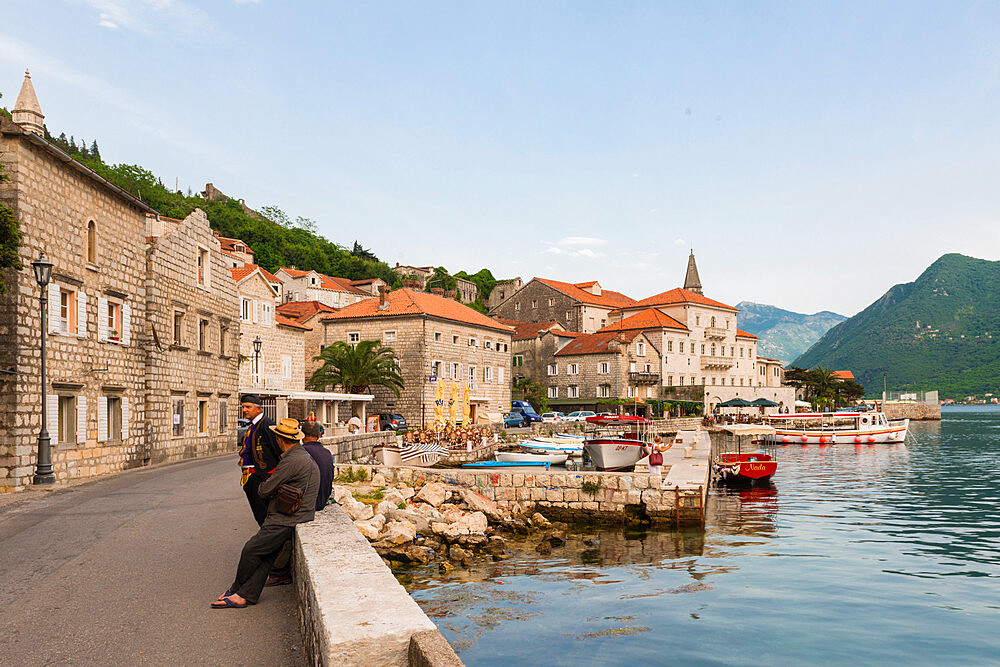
[269,417,303,441]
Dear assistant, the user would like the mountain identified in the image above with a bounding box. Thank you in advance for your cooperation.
[793,254,1000,399]
[737,302,846,363]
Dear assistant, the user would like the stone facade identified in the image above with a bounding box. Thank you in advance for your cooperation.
[486,277,523,311]
[144,210,240,465]
[454,276,478,304]
[510,327,574,386]
[0,114,154,489]
[489,278,635,333]
[274,268,372,309]
[234,268,307,392]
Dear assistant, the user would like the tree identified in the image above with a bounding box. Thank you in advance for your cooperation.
[513,377,548,414]
[307,340,404,396]
[0,162,23,293]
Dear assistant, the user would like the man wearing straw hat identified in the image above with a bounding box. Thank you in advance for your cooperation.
[212,418,320,608]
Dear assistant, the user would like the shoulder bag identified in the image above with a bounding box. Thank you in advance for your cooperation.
[274,453,315,515]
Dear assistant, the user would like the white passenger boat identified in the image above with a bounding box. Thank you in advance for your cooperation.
[764,410,908,445]
[496,451,569,465]
[582,415,651,472]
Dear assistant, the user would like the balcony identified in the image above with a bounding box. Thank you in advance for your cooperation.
[704,327,727,340]
[629,371,661,385]
[700,356,733,369]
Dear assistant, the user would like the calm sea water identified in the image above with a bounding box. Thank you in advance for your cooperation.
[399,406,1000,665]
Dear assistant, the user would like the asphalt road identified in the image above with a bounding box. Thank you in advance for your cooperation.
[0,455,305,667]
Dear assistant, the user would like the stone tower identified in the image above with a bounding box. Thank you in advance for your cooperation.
[684,250,703,294]
[12,69,45,137]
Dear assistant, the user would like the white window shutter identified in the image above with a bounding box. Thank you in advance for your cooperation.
[122,304,131,346]
[122,397,130,441]
[77,395,87,444]
[48,283,60,333]
[253,300,259,324]
[47,394,59,440]
[77,291,87,338]
[98,396,108,442]
[98,298,108,342]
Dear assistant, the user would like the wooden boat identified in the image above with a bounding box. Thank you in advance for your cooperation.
[460,461,551,469]
[714,452,777,487]
[519,440,584,456]
[373,443,445,467]
[764,409,908,445]
[582,415,651,472]
[496,451,569,465]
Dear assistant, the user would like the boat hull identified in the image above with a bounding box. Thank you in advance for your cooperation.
[520,441,584,456]
[373,445,442,467]
[583,438,645,471]
[763,423,908,445]
[714,452,777,487]
[496,451,569,465]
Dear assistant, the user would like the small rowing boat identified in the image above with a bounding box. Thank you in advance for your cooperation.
[496,451,569,465]
[460,461,551,469]
[519,440,584,456]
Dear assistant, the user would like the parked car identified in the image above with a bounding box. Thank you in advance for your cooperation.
[511,400,543,423]
[503,412,528,428]
[564,410,596,422]
[540,412,565,423]
[237,417,251,442]
[378,413,408,431]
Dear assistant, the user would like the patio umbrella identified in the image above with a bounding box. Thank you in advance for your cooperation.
[749,398,779,407]
[463,383,471,424]
[448,381,458,426]
[433,380,445,428]
[718,397,753,408]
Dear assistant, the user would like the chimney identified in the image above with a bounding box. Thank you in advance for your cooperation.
[378,285,390,310]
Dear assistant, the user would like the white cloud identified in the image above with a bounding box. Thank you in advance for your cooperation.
[558,236,607,247]
[674,238,686,246]
[76,0,222,42]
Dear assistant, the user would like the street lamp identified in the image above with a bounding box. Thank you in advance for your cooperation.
[253,336,262,388]
[32,252,55,485]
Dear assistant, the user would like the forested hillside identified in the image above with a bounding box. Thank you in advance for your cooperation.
[737,301,845,363]
[794,254,1000,399]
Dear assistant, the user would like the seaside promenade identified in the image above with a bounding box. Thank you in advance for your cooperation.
[0,456,304,666]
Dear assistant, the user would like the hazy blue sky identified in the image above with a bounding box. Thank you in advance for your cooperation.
[3,1,1000,316]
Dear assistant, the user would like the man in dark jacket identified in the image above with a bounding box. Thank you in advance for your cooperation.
[238,395,282,526]
[213,418,320,608]
[301,421,334,510]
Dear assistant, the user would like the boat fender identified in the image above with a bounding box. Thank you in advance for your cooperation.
[819,436,827,444]
[854,436,862,444]
[867,435,876,443]
[801,434,809,442]
[782,436,790,444]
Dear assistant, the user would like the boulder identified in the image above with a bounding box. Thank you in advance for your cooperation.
[441,506,467,524]
[369,513,387,532]
[383,488,406,506]
[341,498,374,522]
[387,509,431,534]
[449,544,472,564]
[430,511,488,542]
[354,519,382,540]
[415,482,448,507]
[333,485,353,505]
[397,485,415,501]
[402,545,436,564]
[375,500,397,516]
[439,561,454,575]
[486,535,507,554]
[371,472,387,488]
[535,541,552,555]
[583,537,599,547]
[458,534,488,548]
[460,489,504,522]
[545,529,566,547]
[530,512,552,529]
[381,520,417,545]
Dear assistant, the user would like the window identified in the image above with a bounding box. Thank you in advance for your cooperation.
[198,400,208,435]
[431,360,442,378]
[711,344,716,356]
[219,324,228,356]
[105,396,122,442]
[468,337,477,347]
[261,301,272,327]
[568,363,578,375]
[644,363,652,372]
[627,386,636,398]
[514,302,520,311]
[172,398,185,437]
[568,385,579,398]
[667,340,673,353]
[548,297,554,306]
[173,311,184,346]
[87,220,97,263]
[630,361,636,372]
[531,299,537,308]
[547,364,558,376]
[348,332,360,344]
[598,384,610,398]
[512,355,523,367]
[679,341,684,353]
[667,375,673,386]
[485,340,492,350]
[282,354,292,380]
[468,366,477,387]
[453,335,459,344]
[498,367,504,384]
[548,386,558,398]
[434,332,441,342]
[197,247,209,286]
[57,395,77,444]
[484,367,493,382]
[219,400,228,434]
[701,344,706,355]
[106,301,122,341]
[637,342,646,356]
[384,330,396,343]
[199,318,209,351]
[695,315,700,326]
[450,362,460,379]
[565,311,571,321]
[598,362,610,374]
[241,298,253,323]
[740,347,744,357]
[711,316,716,327]
[58,287,78,335]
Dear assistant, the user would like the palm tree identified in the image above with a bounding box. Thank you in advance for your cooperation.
[308,340,404,395]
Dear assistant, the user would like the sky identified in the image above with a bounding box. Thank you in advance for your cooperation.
[3,1,1000,316]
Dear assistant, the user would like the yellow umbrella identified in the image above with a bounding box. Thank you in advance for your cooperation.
[448,381,458,426]
[433,380,445,429]
[463,383,471,424]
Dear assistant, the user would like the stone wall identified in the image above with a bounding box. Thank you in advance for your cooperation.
[884,402,941,421]
[489,280,580,332]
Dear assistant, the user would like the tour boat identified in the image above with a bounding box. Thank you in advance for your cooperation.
[496,451,569,465]
[714,452,778,487]
[582,415,651,472]
[764,410,908,445]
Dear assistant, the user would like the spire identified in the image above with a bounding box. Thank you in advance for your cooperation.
[684,249,703,294]
[12,68,45,137]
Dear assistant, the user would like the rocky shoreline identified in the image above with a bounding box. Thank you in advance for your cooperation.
[332,469,569,571]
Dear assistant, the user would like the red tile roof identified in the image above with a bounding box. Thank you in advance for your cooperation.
[625,287,737,312]
[833,370,855,380]
[277,300,338,322]
[555,330,641,356]
[276,314,311,331]
[218,236,254,254]
[230,264,282,286]
[495,318,566,340]
[736,329,757,339]
[321,288,513,333]
[598,308,688,333]
[535,278,636,308]
[277,268,371,295]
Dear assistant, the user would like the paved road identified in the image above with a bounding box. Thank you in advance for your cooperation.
[0,456,305,667]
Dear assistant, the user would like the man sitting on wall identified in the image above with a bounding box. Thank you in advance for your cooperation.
[239,395,281,526]
[213,418,320,608]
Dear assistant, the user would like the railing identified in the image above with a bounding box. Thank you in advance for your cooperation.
[700,356,733,369]
[704,327,727,340]
[628,371,661,385]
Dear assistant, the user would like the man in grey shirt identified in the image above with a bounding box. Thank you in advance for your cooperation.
[213,418,320,608]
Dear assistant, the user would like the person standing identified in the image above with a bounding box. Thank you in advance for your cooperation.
[213,418,320,608]
[239,395,282,527]
[647,435,670,477]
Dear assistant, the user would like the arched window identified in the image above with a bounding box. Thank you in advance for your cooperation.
[87,220,97,263]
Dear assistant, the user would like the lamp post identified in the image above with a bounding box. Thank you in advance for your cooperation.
[253,336,262,388]
[32,252,55,485]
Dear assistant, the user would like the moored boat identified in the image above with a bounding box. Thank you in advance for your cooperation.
[764,410,908,445]
[374,443,446,467]
[714,452,777,486]
[460,460,551,469]
[496,451,569,465]
[582,415,651,472]
[519,440,584,456]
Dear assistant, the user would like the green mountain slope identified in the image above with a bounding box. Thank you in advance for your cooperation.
[793,254,1000,399]
[737,301,845,363]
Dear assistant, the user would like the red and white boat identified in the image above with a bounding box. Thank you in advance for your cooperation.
[714,452,777,486]
[764,410,908,445]
[582,415,651,471]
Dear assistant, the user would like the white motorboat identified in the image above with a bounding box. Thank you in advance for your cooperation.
[519,440,584,456]
[764,409,908,445]
[582,415,651,471]
[373,443,447,467]
[496,451,569,465]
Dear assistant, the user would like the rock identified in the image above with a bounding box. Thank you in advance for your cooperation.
[387,509,431,534]
[535,540,552,555]
[545,529,566,547]
[439,561,454,574]
[354,519,382,540]
[341,498,374,522]
[369,513,387,532]
[530,512,552,529]
[505,518,530,535]
[431,511,488,542]
[375,500,397,516]
[371,472,387,488]
[458,534,488,548]
[441,506,466,524]
[383,488,406,506]
[449,545,472,564]
[397,485,415,501]
[583,537,599,547]
[415,482,448,507]
[333,485,353,505]
[486,535,507,554]
[460,488,504,521]
[381,520,417,545]
[403,545,436,564]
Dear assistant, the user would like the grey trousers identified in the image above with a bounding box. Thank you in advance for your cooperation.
[230,524,295,604]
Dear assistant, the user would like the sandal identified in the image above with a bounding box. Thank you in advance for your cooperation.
[211,595,247,609]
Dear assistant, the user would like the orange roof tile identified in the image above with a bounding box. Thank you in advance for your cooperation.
[277,300,338,321]
[321,288,512,333]
[278,267,310,278]
[555,330,641,356]
[275,314,311,331]
[495,318,567,340]
[278,267,371,295]
[736,329,757,339]
[598,308,688,333]
[231,264,281,285]
[535,278,636,309]
[626,287,737,312]
[833,370,855,380]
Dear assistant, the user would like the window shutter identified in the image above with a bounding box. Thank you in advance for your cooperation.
[98,396,108,442]
[122,397,130,441]
[122,304,131,346]
[77,291,87,338]
[77,395,87,444]
[47,394,59,439]
[252,300,259,323]
[48,283,60,333]
[98,298,108,342]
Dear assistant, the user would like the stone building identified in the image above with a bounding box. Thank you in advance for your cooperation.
[0,73,155,489]
[144,210,240,465]
[276,300,338,380]
[347,277,388,296]
[319,288,512,428]
[487,277,523,311]
[216,234,256,268]
[496,318,576,386]
[274,267,373,309]
[391,263,479,304]
[489,278,636,333]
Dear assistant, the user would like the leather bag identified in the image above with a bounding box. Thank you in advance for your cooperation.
[649,451,664,466]
[274,483,303,515]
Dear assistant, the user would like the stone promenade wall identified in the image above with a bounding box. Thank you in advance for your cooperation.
[320,431,397,463]
[884,402,941,421]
